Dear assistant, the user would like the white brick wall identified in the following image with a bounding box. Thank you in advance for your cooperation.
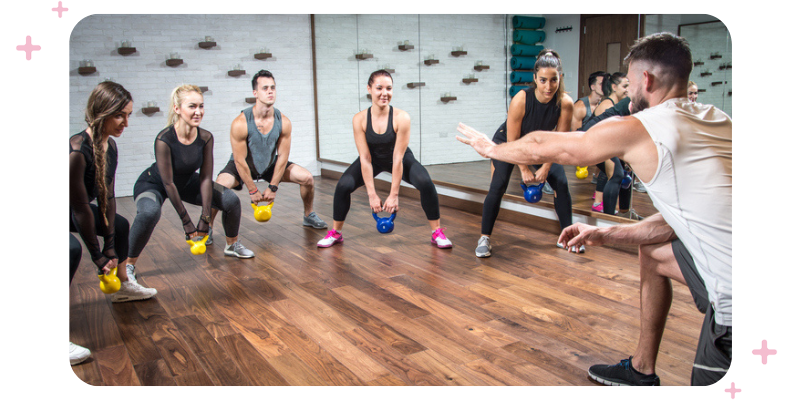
[70,14,317,197]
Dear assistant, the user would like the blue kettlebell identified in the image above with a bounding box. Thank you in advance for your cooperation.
[520,182,545,203]
[621,170,633,189]
[372,212,397,234]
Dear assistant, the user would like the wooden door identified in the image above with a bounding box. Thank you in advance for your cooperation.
[578,15,642,98]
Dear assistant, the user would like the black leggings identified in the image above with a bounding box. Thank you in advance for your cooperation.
[333,151,440,222]
[128,178,241,258]
[481,160,572,235]
[594,157,631,214]
[69,204,130,278]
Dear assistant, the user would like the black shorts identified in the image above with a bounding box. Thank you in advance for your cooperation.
[219,158,294,190]
[673,239,732,386]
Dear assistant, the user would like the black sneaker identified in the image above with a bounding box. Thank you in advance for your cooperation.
[588,357,660,386]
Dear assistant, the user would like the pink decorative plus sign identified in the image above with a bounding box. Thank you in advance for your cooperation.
[725,382,741,399]
[16,36,41,61]
[52,1,68,18]
[753,339,777,364]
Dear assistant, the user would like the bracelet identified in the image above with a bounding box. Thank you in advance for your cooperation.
[249,188,259,195]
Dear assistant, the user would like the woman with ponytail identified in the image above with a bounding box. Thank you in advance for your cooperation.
[474,49,580,257]
[126,84,253,268]
[69,82,157,364]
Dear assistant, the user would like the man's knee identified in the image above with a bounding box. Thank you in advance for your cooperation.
[216,172,239,189]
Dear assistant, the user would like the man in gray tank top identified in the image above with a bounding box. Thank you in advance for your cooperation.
[209,70,328,238]
[571,70,604,131]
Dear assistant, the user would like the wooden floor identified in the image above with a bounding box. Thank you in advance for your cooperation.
[70,175,701,386]
[425,160,658,218]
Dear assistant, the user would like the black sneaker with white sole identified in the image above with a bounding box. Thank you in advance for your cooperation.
[588,357,660,386]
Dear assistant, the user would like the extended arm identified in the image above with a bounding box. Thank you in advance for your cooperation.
[558,212,677,251]
[69,150,114,272]
[353,112,381,213]
[155,139,196,236]
[384,110,410,213]
[505,91,536,184]
[230,116,262,204]
[264,115,292,204]
[196,134,214,233]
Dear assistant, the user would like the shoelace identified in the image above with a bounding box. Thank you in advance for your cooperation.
[433,228,447,240]
[324,230,340,239]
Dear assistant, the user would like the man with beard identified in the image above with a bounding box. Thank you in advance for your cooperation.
[456,32,731,386]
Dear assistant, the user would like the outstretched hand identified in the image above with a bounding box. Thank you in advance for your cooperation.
[456,123,496,158]
[557,223,605,252]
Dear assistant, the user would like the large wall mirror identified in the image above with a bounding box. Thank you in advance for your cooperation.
[314,14,730,220]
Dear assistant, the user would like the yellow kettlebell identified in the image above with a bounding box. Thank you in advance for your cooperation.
[98,267,121,294]
[251,202,274,222]
[186,235,209,255]
[576,166,589,179]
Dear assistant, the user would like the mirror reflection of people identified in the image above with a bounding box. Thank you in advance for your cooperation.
[475,49,579,258]
[318,70,452,249]
[458,32,732,386]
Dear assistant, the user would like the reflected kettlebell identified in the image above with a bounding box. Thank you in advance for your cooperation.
[621,170,633,189]
[251,202,274,222]
[521,182,545,203]
[98,267,121,294]
[372,212,397,234]
[576,166,589,179]
[186,235,209,255]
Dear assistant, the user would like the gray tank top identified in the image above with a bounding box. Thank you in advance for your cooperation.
[577,96,593,125]
[234,106,282,175]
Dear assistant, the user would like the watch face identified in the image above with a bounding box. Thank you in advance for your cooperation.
[269,185,278,192]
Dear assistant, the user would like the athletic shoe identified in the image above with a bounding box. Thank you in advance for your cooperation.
[557,241,586,253]
[591,174,598,184]
[205,228,213,245]
[632,181,647,193]
[475,236,492,258]
[317,230,343,248]
[110,281,157,303]
[591,202,604,212]
[588,357,660,386]
[126,264,137,283]
[224,240,255,258]
[543,182,554,194]
[618,209,644,221]
[431,228,453,249]
[303,212,328,229]
[69,342,91,366]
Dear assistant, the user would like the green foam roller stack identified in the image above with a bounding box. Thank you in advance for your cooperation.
[510,56,537,70]
[510,71,534,83]
[509,85,528,97]
[511,44,544,57]
[512,16,546,30]
[513,30,546,45]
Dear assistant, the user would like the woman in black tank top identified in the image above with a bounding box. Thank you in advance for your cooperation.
[318,70,452,249]
[473,49,581,258]
[593,72,628,117]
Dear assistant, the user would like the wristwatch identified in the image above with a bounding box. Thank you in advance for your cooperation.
[268,184,279,192]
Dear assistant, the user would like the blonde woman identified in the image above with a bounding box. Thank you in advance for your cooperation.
[126,85,253,271]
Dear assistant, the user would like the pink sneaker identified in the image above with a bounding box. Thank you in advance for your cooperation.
[317,230,343,248]
[431,228,453,248]
[591,202,604,212]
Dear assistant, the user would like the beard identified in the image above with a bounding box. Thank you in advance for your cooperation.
[629,95,649,114]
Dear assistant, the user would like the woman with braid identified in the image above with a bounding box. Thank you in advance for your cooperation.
[126,84,254,271]
[69,82,157,365]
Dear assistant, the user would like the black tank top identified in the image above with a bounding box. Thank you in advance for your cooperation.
[365,106,409,161]
[493,88,561,143]
[144,125,213,188]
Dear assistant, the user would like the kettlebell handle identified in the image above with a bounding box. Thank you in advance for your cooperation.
[372,211,397,221]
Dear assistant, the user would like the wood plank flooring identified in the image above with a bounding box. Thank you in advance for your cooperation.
[69,175,701,386]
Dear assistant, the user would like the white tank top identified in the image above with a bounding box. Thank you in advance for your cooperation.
[634,98,732,326]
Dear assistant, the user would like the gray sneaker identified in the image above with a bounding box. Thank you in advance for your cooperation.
[618,209,644,221]
[110,281,157,303]
[303,212,328,229]
[205,228,213,245]
[543,182,554,195]
[632,181,646,193]
[475,236,492,258]
[224,240,255,258]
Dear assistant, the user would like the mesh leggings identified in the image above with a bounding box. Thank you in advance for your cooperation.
[594,157,631,214]
[69,234,82,284]
[481,160,572,235]
[333,151,440,222]
[128,182,241,258]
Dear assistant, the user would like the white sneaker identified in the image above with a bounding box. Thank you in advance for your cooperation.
[431,228,453,249]
[110,281,157,303]
[126,264,137,283]
[224,240,255,258]
[70,342,91,365]
[317,230,344,248]
[557,242,586,253]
